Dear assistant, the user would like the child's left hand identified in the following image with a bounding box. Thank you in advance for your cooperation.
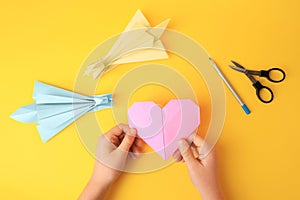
[79,124,143,200]
[93,124,142,184]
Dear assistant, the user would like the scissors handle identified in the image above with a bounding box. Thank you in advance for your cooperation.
[253,81,274,103]
[260,68,286,83]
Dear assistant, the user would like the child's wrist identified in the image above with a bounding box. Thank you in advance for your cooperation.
[198,184,223,200]
[90,172,114,188]
[78,174,112,200]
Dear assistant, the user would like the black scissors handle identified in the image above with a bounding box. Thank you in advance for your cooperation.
[253,81,274,103]
[260,68,286,83]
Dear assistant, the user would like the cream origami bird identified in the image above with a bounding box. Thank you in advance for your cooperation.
[85,9,170,79]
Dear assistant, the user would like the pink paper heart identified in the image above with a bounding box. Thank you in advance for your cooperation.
[128,99,200,160]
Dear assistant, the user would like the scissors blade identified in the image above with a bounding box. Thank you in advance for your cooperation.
[244,72,258,84]
[246,69,262,76]
[230,61,257,84]
[231,60,245,69]
[229,65,246,73]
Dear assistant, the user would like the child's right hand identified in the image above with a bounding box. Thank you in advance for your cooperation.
[173,135,224,200]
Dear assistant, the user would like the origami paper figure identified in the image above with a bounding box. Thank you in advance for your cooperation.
[85,9,170,79]
[10,81,113,142]
[128,99,200,160]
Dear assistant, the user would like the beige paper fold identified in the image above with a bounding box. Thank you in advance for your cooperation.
[85,9,170,79]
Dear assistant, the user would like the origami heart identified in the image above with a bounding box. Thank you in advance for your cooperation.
[128,99,200,160]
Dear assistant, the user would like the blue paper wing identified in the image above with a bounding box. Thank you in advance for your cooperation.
[10,103,37,123]
[33,81,89,101]
[10,81,113,142]
[37,104,94,142]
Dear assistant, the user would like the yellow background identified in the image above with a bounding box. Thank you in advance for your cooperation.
[1,0,300,199]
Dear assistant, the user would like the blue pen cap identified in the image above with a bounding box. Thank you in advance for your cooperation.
[242,104,251,115]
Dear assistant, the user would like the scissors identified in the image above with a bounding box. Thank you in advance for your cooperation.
[229,61,286,103]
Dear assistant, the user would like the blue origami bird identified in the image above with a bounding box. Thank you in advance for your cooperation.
[10,81,113,142]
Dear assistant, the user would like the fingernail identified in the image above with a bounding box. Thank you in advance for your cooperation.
[129,129,136,136]
[178,139,188,153]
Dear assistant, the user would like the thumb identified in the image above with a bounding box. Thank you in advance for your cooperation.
[118,129,136,152]
[178,139,197,165]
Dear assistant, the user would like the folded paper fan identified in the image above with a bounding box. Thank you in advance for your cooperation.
[10,81,113,142]
[85,9,170,79]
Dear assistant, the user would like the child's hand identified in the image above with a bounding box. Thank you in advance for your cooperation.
[173,135,224,200]
[93,124,139,184]
[79,124,142,200]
